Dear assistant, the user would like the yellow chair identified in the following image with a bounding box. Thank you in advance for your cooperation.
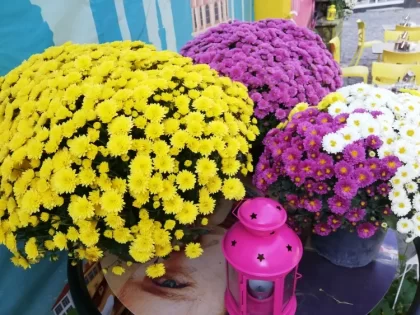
[383,50,420,64]
[329,37,369,83]
[350,19,382,66]
[384,30,420,42]
[396,25,420,32]
[372,62,420,85]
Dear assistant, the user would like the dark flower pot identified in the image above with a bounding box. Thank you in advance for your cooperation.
[311,228,387,268]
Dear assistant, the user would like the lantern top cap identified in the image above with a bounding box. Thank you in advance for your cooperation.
[237,197,287,232]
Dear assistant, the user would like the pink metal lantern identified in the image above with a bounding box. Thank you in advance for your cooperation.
[222,197,303,315]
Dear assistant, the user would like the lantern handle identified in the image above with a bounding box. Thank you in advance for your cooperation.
[231,199,248,219]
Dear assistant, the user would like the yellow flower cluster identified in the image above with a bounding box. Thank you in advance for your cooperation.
[0,41,258,273]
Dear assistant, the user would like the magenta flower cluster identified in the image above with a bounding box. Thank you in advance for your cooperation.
[181,20,342,127]
[253,108,400,238]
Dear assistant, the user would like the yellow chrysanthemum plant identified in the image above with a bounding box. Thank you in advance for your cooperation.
[0,41,259,277]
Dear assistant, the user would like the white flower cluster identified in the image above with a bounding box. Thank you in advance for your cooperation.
[322,83,420,240]
[344,0,357,10]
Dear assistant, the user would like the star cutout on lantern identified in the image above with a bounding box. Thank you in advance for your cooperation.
[287,244,292,252]
[270,231,275,235]
[257,254,265,262]
[276,205,282,211]
[231,240,237,247]
[250,213,257,220]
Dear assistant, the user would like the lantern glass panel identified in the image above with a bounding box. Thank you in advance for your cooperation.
[228,263,240,305]
[283,267,296,307]
[246,278,274,314]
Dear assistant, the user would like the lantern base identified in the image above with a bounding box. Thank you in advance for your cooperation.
[225,290,297,315]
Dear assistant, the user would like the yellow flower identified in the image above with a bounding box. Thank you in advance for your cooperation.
[44,240,55,251]
[40,212,50,222]
[108,134,132,156]
[176,170,196,191]
[145,104,166,122]
[113,227,132,244]
[221,158,241,176]
[206,176,222,194]
[112,266,125,275]
[78,168,96,186]
[68,135,90,158]
[164,220,176,230]
[222,178,246,200]
[171,130,189,148]
[96,99,118,123]
[201,218,208,226]
[148,175,164,194]
[104,230,113,238]
[67,226,80,242]
[198,139,214,156]
[85,246,103,262]
[21,189,41,214]
[154,155,174,173]
[146,263,166,278]
[199,192,216,215]
[175,201,198,224]
[79,227,99,247]
[24,237,39,260]
[68,196,95,220]
[51,168,77,194]
[196,158,218,178]
[185,242,203,259]
[108,116,133,135]
[164,118,180,134]
[105,214,125,229]
[53,232,67,250]
[145,122,164,139]
[100,190,125,213]
[155,243,172,257]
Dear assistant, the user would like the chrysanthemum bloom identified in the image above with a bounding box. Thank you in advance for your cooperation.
[181,19,342,136]
[0,41,259,274]
[356,222,377,238]
[254,86,416,239]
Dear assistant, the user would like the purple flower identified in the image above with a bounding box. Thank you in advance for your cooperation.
[275,109,287,120]
[377,183,391,196]
[382,155,402,172]
[334,113,349,125]
[300,160,316,177]
[345,208,366,223]
[316,153,334,168]
[314,182,329,194]
[334,178,358,199]
[327,216,342,229]
[343,144,366,164]
[181,20,342,132]
[303,135,322,152]
[366,135,383,150]
[316,113,333,125]
[366,185,376,197]
[378,166,393,181]
[282,148,303,164]
[285,161,300,177]
[328,196,351,215]
[304,199,322,212]
[286,194,299,209]
[357,222,377,239]
[366,158,381,175]
[334,161,353,179]
[314,223,332,236]
[304,179,316,192]
[352,168,374,188]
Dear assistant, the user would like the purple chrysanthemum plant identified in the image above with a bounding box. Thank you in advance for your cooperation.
[181,19,342,140]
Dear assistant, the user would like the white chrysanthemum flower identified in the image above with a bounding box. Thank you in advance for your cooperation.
[322,133,346,154]
[394,139,416,164]
[349,83,372,96]
[405,181,418,194]
[346,113,371,129]
[412,212,420,225]
[388,102,406,117]
[338,126,361,144]
[401,124,420,143]
[376,107,395,123]
[413,224,420,237]
[360,119,380,138]
[338,86,352,98]
[328,101,349,117]
[389,187,406,200]
[397,218,414,234]
[391,197,412,217]
[348,99,365,112]
[403,101,420,116]
[395,165,417,183]
[378,144,394,159]
[413,194,420,212]
[365,97,384,111]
